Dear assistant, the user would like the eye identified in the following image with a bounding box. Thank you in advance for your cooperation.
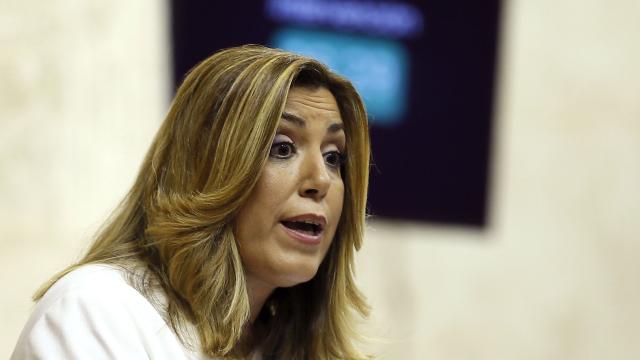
[269,141,296,159]
[324,151,345,169]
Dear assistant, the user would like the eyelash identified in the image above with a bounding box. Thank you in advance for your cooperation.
[269,141,346,169]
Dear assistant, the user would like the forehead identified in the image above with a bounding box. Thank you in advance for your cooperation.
[283,86,343,124]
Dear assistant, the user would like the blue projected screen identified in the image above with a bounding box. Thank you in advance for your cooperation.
[271,28,409,125]
[171,0,501,226]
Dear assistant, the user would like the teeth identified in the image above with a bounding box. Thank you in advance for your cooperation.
[282,220,321,235]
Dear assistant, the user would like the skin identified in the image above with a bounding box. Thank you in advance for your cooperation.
[234,86,346,323]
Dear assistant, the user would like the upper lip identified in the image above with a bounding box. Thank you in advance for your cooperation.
[281,213,327,231]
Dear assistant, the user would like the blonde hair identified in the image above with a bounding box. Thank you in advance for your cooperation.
[35,45,371,359]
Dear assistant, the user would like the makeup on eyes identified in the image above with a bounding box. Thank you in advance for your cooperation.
[275,123,346,148]
[269,134,294,159]
[269,132,346,169]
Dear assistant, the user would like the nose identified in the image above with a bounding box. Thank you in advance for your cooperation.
[299,150,331,200]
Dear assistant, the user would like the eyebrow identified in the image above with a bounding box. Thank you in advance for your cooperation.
[281,111,344,134]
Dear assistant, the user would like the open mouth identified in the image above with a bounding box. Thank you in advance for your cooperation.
[281,220,323,236]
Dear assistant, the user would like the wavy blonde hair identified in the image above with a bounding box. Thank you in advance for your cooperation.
[35,45,371,359]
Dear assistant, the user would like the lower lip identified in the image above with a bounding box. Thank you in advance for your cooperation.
[280,223,323,245]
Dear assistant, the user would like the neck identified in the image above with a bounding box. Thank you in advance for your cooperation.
[245,275,275,323]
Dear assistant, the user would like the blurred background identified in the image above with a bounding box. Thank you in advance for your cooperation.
[1,0,639,358]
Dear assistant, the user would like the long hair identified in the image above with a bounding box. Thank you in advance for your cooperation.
[34,45,371,359]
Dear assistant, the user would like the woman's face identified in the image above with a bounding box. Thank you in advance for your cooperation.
[234,86,346,290]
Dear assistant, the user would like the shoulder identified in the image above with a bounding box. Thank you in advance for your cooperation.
[40,264,138,303]
[28,264,155,330]
[40,264,153,308]
[11,264,195,359]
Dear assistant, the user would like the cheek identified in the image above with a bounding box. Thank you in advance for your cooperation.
[234,196,272,278]
[233,165,289,251]
[234,181,266,247]
[239,166,283,220]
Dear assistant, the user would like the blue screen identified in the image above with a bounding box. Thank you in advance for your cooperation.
[271,28,409,126]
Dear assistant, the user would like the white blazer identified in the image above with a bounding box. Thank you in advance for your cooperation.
[11,264,208,360]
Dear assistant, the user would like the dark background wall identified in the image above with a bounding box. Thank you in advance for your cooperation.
[171,0,502,226]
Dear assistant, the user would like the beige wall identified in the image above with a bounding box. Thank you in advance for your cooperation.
[0,0,170,356]
[2,0,639,359]
[359,1,640,358]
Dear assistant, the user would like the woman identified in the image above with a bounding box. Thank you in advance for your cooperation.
[12,45,372,359]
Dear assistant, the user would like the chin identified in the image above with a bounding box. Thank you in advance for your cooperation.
[275,261,322,288]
